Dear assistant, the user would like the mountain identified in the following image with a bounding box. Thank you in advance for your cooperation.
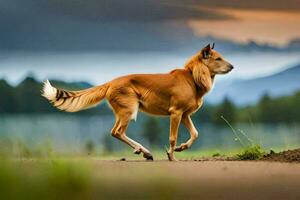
[0,76,111,114]
[49,80,93,90]
[207,64,300,105]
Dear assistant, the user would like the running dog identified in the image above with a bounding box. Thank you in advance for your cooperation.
[42,43,233,161]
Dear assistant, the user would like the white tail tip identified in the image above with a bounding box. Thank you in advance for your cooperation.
[42,80,57,100]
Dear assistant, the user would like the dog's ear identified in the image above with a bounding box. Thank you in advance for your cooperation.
[201,44,212,59]
[211,43,215,49]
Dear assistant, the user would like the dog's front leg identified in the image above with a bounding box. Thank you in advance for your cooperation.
[175,115,198,152]
[167,109,182,161]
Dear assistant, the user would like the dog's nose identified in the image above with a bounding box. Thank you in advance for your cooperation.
[229,64,234,70]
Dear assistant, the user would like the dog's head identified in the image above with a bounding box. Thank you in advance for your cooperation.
[199,43,234,75]
[184,43,234,92]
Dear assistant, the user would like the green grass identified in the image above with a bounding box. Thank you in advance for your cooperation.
[212,152,221,157]
[220,116,268,160]
[236,145,265,160]
[0,158,91,200]
[0,157,183,200]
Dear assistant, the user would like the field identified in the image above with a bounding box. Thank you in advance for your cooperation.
[1,148,300,200]
[1,115,300,200]
[1,116,300,200]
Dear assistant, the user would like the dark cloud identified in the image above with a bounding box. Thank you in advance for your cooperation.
[0,0,298,52]
[45,0,300,23]
[46,0,231,22]
[0,0,232,24]
[0,0,231,51]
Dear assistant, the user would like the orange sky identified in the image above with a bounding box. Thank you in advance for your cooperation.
[187,7,300,46]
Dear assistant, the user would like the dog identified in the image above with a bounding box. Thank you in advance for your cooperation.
[42,43,233,161]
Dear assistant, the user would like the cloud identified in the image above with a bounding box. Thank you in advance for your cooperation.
[189,0,300,11]
[0,0,299,51]
[0,0,231,51]
[187,8,300,46]
[46,0,231,22]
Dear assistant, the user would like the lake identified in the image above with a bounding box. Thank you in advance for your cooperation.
[0,114,299,154]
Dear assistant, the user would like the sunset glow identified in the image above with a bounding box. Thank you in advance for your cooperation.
[187,8,300,46]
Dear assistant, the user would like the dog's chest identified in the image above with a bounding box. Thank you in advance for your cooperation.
[195,97,203,110]
[186,97,203,114]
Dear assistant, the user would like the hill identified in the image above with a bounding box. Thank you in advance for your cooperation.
[0,77,111,115]
[207,64,300,105]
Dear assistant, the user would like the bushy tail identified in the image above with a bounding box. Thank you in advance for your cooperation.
[41,80,109,112]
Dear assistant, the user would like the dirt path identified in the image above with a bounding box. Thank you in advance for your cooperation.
[90,160,300,200]
[5,158,300,199]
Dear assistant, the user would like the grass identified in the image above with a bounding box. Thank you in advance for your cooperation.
[1,154,300,200]
[0,158,91,200]
[221,116,267,160]
[236,145,265,160]
[0,157,184,200]
[0,136,238,160]
[0,135,296,199]
[1,116,296,162]
[0,135,270,161]
[212,152,221,157]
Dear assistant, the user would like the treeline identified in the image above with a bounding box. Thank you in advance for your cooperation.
[238,93,300,123]
[0,76,299,123]
[0,76,111,115]
[193,92,300,124]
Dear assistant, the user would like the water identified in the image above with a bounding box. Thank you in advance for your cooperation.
[0,115,299,153]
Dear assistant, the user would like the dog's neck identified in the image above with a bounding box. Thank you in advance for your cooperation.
[184,58,214,94]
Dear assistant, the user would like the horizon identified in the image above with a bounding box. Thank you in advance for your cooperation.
[1,51,300,86]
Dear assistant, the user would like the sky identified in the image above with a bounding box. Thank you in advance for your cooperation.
[0,0,300,84]
[188,7,300,46]
[1,0,300,51]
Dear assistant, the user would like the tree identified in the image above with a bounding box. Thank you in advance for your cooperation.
[101,133,114,153]
[0,75,114,115]
[212,97,236,125]
[85,140,95,155]
[258,93,273,122]
[142,117,162,147]
[0,79,17,113]
[193,104,215,123]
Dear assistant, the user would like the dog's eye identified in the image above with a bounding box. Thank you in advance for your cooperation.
[216,57,222,61]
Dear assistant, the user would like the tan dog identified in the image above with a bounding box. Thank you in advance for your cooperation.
[42,44,233,161]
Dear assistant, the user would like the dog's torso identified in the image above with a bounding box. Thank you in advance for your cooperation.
[106,69,204,117]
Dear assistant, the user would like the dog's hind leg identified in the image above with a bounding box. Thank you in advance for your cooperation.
[111,112,153,160]
[174,115,198,152]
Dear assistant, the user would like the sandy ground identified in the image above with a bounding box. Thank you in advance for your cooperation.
[89,160,300,200]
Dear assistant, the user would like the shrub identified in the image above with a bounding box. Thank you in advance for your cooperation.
[237,145,265,160]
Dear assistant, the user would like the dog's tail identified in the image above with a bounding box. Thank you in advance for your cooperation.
[41,80,109,112]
